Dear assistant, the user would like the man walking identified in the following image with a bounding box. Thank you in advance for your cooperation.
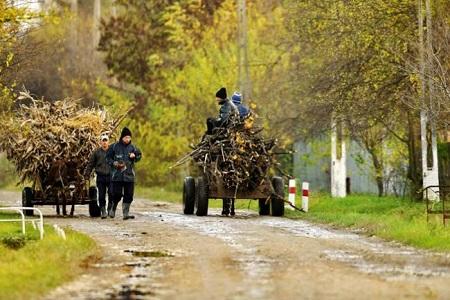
[106,127,142,220]
[85,133,112,219]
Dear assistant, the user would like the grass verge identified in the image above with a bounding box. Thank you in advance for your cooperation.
[0,212,99,299]
[285,193,450,251]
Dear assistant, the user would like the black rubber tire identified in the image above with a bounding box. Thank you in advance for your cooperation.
[22,187,34,216]
[88,186,101,217]
[183,177,195,214]
[195,177,209,216]
[258,198,270,216]
[271,177,285,217]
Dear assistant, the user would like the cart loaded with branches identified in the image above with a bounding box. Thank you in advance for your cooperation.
[174,112,286,217]
[0,93,126,217]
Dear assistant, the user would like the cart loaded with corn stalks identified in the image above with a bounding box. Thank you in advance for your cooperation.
[173,111,287,217]
[0,92,127,217]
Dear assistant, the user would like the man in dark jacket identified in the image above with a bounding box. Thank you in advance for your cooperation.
[85,133,112,219]
[106,127,142,220]
[206,87,235,134]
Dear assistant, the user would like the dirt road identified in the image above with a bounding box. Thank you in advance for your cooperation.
[2,191,450,300]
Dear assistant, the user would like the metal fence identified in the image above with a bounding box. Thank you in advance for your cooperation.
[0,207,44,239]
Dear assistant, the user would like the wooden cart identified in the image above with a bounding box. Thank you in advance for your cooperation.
[21,172,100,217]
[182,174,285,217]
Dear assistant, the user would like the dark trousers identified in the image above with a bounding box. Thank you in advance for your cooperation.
[96,175,112,208]
[112,181,135,204]
[206,118,228,134]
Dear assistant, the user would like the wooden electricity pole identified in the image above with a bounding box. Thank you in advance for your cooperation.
[44,0,53,10]
[70,0,78,74]
[237,0,251,100]
[93,0,101,48]
[111,0,117,18]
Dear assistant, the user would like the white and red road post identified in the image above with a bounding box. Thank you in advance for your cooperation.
[302,182,309,212]
[287,179,296,209]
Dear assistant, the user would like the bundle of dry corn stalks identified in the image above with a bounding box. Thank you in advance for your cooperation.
[175,113,277,191]
[0,92,125,188]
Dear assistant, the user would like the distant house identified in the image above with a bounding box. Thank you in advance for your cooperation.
[293,138,406,196]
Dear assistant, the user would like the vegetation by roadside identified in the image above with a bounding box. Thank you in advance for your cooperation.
[0,212,99,300]
[286,194,450,252]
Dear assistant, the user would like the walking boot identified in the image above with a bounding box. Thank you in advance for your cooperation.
[230,199,235,216]
[221,198,230,216]
[100,206,107,219]
[106,200,112,216]
[109,201,118,218]
[123,203,135,220]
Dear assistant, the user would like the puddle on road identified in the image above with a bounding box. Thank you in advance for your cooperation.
[108,284,155,300]
[124,249,174,258]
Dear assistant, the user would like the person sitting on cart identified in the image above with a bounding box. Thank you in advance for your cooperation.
[84,133,112,219]
[206,87,237,135]
[231,91,250,119]
[106,127,142,220]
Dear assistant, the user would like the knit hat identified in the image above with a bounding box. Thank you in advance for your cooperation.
[231,92,242,104]
[100,133,109,141]
[120,127,132,139]
[215,87,227,100]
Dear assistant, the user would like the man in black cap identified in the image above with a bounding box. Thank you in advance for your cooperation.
[206,87,234,134]
[205,88,238,216]
[84,133,112,219]
[106,127,142,219]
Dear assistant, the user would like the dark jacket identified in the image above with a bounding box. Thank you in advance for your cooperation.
[85,147,111,177]
[106,141,142,182]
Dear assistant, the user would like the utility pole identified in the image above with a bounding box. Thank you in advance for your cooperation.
[237,0,251,100]
[44,0,53,10]
[111,0,117,18]
[93,0,101,48]
[418,0,439,200]
[69,0,78,75]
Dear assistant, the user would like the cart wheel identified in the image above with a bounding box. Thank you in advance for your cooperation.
[271,177,285,217]
[183,177,195,214]
[22,187,34,216]
[258,198,270,216]
[195,177,209,216]
[88,186,101,217]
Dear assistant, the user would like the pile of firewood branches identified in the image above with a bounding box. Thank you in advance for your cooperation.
[176,113,277,191]
[0,92,125,187]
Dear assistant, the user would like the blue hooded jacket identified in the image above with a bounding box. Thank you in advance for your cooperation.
[231,92,250,119]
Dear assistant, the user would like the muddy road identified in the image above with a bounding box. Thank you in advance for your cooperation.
[2,191,450,300]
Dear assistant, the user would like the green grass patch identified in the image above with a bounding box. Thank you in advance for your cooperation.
[136,185,181,203]
[286,193,450,251]
[0,212,99,299]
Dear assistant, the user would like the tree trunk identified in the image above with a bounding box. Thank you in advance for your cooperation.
[369,150,384,197]
[407,111,422,199]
